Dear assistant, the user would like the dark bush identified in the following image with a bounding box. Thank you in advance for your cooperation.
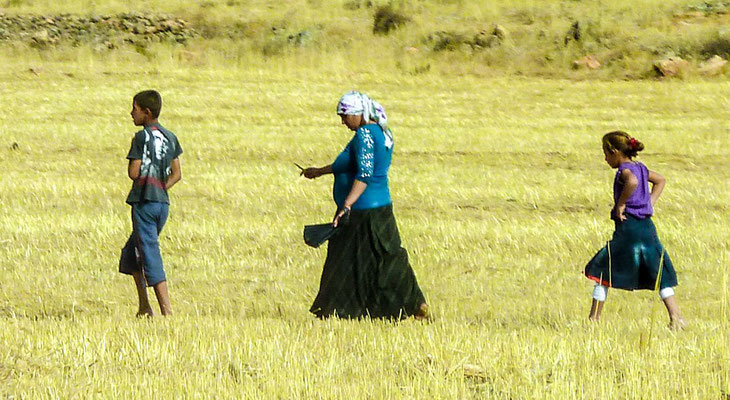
[344,0,373,10]
[429,31,469,52]
[701,35,730,58]
[564,21,581,45]
[373,5,410,35]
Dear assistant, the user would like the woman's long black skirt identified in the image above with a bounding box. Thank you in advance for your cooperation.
[310,205,426,319]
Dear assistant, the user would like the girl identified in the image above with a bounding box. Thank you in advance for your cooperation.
[584,131,686,330]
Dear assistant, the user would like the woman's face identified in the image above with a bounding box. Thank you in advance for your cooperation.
[340,113,363,131]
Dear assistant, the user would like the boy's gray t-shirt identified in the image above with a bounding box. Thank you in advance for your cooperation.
[125,123,183,205]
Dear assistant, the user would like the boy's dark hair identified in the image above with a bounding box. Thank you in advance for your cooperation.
[133,90,162,119]
[602,130,644,158]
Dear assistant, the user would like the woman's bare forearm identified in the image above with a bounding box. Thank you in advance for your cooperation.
[343,179,368,209]
[332,179,368,227]
[302,164,333,179]
[318,165,333,175]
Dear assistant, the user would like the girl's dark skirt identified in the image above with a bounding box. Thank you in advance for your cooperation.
[310,204,426,319]
[585,216,677,290]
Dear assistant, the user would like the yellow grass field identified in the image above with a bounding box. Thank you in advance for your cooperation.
[1,27,729,400]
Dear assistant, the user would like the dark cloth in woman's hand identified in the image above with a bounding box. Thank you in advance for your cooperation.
[303,223,340,248]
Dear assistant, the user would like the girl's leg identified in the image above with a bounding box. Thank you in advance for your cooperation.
[660,288,687,330]
[589,284,608,321]
[589,300,605,321]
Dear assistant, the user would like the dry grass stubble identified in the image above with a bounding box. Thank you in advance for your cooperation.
[0,53,728,398]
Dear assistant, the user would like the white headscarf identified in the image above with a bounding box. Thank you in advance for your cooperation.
[336,91,393,149]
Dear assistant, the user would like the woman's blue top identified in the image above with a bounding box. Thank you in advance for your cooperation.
[331,124,392,210]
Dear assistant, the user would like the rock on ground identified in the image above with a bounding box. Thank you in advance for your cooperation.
[698,55,728,76]
[653,57,689,77]
[573,55,601,70]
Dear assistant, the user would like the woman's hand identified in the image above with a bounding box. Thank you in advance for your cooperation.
[614,204,627,222]
[333,206,351,228]
[301,167,322,179]
[300,165,333,179]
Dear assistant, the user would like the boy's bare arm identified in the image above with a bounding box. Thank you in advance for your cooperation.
[128,159,142,180]
[166,158,182,190]
[648,170,666,207]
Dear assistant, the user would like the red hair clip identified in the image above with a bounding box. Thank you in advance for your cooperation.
[629,138,637,149]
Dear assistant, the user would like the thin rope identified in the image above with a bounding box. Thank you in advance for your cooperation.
[607,241,613,288]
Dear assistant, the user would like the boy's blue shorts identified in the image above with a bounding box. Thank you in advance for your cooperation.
[119,201,169,286]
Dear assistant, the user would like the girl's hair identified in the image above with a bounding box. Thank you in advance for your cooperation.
[602,130,644,158]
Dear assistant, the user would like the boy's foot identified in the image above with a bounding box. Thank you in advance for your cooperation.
[414,303,429,321]
[668,317,687,331]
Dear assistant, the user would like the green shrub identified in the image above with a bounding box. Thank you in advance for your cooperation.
[428,31,469,52]
[344,0,373,10]
[701,34,730,58]
[373,5,410,35]
[686,0,730,15]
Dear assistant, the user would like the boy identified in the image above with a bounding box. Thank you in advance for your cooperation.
[119,90,183,317]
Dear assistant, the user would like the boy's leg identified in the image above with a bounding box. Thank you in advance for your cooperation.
[589,284,607,321]
[153,281,173,316]
[120,233,154,316]
[134,202,172,316]
[660,288,687,330]
[133,271,155,317]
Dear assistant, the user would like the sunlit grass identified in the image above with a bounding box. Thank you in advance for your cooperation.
[0,49,728,398]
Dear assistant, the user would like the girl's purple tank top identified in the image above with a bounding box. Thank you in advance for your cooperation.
[613,162,653,220]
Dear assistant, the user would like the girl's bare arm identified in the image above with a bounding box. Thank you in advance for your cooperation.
[615,169,638,221]
[648,170,666,207]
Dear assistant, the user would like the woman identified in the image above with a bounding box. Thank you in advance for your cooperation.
[301,91,428,320]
